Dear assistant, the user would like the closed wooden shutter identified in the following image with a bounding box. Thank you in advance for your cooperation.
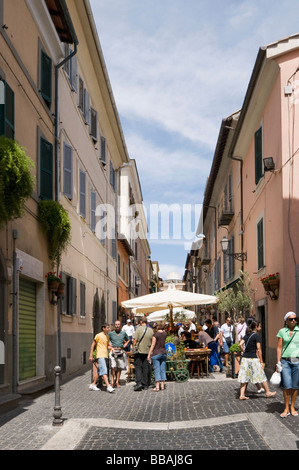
[19,278,36,381]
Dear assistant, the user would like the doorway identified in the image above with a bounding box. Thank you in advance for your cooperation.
[256,305,266,363]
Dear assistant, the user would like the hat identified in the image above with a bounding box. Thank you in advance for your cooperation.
[127,319,131,322]
[284,311,296,321]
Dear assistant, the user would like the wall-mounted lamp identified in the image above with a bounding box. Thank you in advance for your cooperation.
[263,157,275,172]
[220,236,247,262]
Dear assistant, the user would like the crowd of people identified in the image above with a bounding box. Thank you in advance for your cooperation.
[88,312,299,417]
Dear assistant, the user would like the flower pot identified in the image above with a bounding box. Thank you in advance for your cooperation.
[262,282,270,292]
[268,279,279,290]
[48,280,60,292]
[56,283,65,297]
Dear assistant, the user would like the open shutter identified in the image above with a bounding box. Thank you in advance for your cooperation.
[79,170,86,218]
[255,127,263,185]
[100,136,106,164]
[90,190,96,232]
[41,50,52,105]
[63,143,73,199]
[80,282,86,317]
[257,219,264,270]
[71,55,78,92]
[40,137,53,200]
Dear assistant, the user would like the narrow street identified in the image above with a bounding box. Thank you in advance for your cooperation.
[0,368,298,452]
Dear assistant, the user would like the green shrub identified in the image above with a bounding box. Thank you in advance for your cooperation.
[38,200,71,268]
[0,136,34,227]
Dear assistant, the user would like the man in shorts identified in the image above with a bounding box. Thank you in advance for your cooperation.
[109,320,130,388]
[89,323,115,393]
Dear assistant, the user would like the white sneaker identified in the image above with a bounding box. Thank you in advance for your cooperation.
[89,384,100,391]
[257,387,265,394]
[107,385,115,393]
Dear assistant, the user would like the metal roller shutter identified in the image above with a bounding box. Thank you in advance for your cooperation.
[19,278,36,381]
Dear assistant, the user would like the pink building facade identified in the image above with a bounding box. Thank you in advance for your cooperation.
[192,34,299,368]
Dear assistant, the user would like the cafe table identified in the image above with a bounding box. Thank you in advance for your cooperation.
[185,348,211,378]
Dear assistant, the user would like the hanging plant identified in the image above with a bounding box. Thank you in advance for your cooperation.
[0,136,34,227]
[38,200,71,269]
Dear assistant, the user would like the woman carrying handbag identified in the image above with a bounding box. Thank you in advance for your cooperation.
[276,312,299,418]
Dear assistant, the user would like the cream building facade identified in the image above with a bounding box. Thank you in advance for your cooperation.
[0,0,149,409]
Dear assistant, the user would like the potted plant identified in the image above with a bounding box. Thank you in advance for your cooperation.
[56,282,65,297]
[260,273,279,298]
[229,343,242,378]
[38,200,71,270]
[0,136,34,228]
[45,272,61,291]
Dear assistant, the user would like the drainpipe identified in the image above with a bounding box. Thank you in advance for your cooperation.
[54,40,78,202]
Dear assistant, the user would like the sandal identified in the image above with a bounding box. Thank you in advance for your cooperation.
[115,383,121,388]
[280,411,290,418]
[239,396,249,400]
[265,392,276,398]
[290,410,298,416]
[152,387,159,392]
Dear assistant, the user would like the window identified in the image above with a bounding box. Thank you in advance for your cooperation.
[0,80,14,138]
[63,143,73,199]
[112,300,117,323]
[78,77,90,125]
[255,126,263,185]
[80,282,86,317]
[79,170,86,218]
[90,190,96,232]
[223,235,234,283]
[40,137,53,200]
[64,44,77,92]
[40,49,52,106]
[118,253,121,276]
[110,161,116,191]
[59,273,76,316]
[100,136,106,164]
[90,107,98,142]
[257,218,264,270]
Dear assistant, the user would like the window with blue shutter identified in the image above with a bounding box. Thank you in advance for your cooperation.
[40,50,52,106]
[257,218,264,270]
[0,80,15,139]
[40,137,53,200]
[255,127,263,185]
[90,190,96,232]
[79,170,86,218]
[100,136,106,164]
[63,143,73,199]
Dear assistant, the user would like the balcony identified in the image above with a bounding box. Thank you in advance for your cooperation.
[218,198,234,226]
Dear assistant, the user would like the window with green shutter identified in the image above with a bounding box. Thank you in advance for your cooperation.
[257,218,264,270]
[40,137,53,200]
[41,50,52,106]
[255,127,263,185]
[0,80,15,139]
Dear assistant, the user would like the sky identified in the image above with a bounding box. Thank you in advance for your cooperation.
[89,0,299,280]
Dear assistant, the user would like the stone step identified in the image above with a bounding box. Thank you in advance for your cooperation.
[0,393,21,415]
[19,381,54,398]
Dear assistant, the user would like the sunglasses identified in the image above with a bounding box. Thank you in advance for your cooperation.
[287,318,296,321]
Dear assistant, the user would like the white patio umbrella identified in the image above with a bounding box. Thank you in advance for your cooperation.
[147,307,195,323]
[121,284,217,327]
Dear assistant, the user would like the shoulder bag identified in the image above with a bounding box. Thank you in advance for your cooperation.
[270,330,298,386]
[131,327,148,355]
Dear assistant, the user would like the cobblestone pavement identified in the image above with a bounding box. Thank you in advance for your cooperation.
[0,368,298,451]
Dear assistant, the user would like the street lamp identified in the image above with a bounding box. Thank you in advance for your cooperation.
[220,236,247,262]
